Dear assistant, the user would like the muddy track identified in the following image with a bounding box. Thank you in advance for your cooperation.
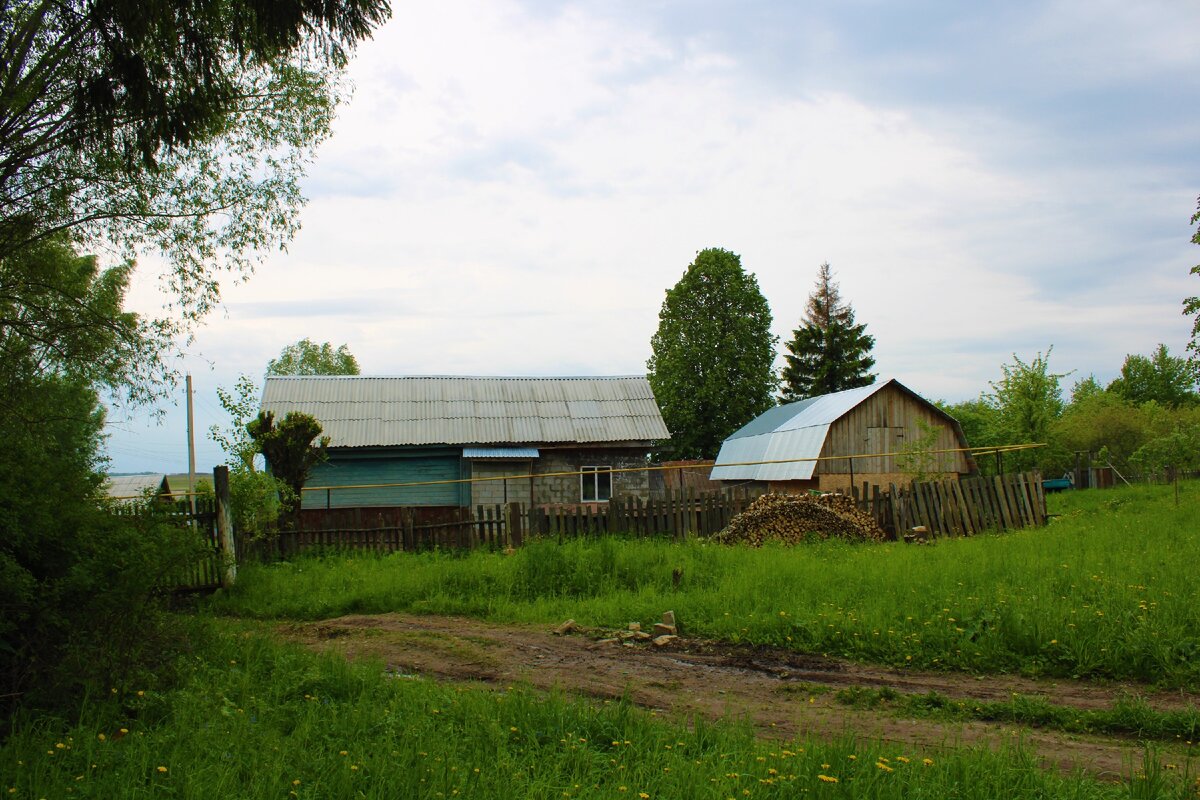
[279,613,1199,780]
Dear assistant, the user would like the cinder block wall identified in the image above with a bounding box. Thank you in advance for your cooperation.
[532,449,652,506]
[469,461,534,506]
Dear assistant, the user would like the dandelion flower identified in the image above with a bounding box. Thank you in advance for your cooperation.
[817,775,838,783]
[156,766,168,774]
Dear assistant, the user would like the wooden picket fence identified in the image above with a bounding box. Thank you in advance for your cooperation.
[110,467,237,591]
[262,475,1045,556]
[111,497,226,591]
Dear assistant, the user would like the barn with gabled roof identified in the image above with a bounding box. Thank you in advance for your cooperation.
[709,379,976,492]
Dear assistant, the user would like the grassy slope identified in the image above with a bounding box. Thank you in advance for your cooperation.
[210,482,1200,687]
[2,621,1187,800]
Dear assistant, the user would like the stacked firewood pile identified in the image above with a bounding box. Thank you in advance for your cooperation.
[714,492,886,545]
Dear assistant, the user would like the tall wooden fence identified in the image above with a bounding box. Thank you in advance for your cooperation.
[264,474,1045,556]
[849,471,1046,538]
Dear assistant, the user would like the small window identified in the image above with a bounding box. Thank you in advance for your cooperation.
[581,466,612,502]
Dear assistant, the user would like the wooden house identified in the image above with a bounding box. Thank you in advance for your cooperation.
[105,474,174,504]
[259,375,669,514]
[710,379,976,492]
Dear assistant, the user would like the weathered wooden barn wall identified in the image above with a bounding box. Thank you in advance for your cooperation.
[815,383,971,489]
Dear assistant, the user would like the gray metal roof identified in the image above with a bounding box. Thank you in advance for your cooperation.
[260,376,669,449]
[711,381,891,481]
[105,474,171,499]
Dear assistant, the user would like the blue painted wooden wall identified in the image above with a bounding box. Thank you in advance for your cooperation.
[301,447,465,509]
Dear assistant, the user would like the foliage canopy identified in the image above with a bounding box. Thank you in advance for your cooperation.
[247,411,329,526]
[647,248,777,459]
[1107,344,1198,408]
[780,263,876,403]
[267,338,361,376]
[0,0,391,361]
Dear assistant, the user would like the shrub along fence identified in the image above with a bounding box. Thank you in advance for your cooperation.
[110,466,237,591]
[255,472,1046,557]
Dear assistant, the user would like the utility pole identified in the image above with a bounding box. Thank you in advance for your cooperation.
[186,373,197,515]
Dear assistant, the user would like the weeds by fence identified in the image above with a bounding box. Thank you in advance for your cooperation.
[112,497,224,590]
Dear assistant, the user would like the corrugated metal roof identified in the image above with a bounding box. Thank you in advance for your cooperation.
[463,447,540,459]
[260,376,670,449]
[711,381,892,481]
[105,474,170,498]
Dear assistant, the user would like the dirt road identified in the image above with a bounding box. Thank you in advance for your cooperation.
[281,613,1199,780]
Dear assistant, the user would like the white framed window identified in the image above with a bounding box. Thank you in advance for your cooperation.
[581,466,612,502]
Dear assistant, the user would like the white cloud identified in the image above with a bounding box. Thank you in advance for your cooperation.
[106,0,1200,472]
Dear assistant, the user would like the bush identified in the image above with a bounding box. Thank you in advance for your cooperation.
[0,378,206,718]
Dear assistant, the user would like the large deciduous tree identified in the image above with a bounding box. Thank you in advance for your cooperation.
[0,0,391,356]
[647,247,777,459]
[779,263,876,403]
[1107,344,1198,408]
[267,338,361,376]
[0,0,388,715]
[0,240,200,711]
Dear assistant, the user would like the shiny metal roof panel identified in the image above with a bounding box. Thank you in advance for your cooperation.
[463,447,540,459]
[725,382,888,440]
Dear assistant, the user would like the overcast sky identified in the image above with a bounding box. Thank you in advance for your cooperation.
[106,0,1200,474]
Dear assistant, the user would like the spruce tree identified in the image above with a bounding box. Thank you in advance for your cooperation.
[780,263,876,403]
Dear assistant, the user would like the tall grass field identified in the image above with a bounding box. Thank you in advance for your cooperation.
[1,621,1190,800]
[209,482,1200,687]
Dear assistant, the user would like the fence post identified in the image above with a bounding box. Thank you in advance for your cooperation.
[213,466,237,588]
[508,501,523,548]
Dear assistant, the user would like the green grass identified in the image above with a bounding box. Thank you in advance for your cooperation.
[2,620,1192,800]
[209,482,1200,687]
[835,686,1200,743]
